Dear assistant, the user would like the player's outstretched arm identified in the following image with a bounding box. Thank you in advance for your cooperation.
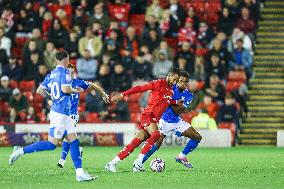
[89,82,110,103]
[62,85,83,94]
[120,81,155,97]
[36,86,50,97]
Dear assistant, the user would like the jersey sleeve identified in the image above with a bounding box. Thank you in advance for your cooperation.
[121,80,157,96]
[76,79,89,90]
[183,92,194,108]
[40,74,50,89]
[61,70,72,87]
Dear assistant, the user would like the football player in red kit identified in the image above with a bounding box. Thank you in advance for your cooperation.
[105,68,182,172]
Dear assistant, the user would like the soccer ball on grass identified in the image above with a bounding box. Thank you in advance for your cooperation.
[150,158,165,172]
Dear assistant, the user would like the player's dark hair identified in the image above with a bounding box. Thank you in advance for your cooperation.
[179,71,190,79]
[55,50,69,61]
[168,68,180,76]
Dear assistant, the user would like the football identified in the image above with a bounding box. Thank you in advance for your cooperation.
[150,158,166,172]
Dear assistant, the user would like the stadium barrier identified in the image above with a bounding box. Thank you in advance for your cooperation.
[277,130,284,147]
[0,123,231,147]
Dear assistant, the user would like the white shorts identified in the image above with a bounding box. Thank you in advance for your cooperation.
[49,111,76,139]
[158,119,191,136]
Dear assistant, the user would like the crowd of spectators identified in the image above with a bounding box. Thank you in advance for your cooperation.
[0,0,263,136]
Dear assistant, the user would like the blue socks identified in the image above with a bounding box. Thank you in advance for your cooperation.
[23,141,56,154]
[182,139,200,155]
[70,139,82,169]
[61,141,71,160]
[142,144,158,164]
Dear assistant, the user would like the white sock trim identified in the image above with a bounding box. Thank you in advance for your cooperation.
[109,156,120,165]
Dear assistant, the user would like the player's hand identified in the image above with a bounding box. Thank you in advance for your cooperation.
[102,93,110,104]
[176,99,184,107]
[112,94,123,103]
[48,100,53,107]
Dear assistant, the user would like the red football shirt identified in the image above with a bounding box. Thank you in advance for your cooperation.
[121,79,176,120]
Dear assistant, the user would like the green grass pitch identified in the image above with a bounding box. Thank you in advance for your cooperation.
[0,147,284,189]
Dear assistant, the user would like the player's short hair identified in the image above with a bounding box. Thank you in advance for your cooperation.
[168,68,180,76]
[55,50,69,61]
[179,71,190,79]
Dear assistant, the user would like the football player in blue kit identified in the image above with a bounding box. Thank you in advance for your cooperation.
[8,50,96,182]
[142,71,202,168]
[57,63,109,168]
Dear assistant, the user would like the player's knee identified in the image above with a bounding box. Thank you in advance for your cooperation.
[151,131,161,141]
[195,133,202,141]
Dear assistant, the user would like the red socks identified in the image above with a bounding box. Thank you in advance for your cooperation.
[141,131,161,155]
[117,138,142,160]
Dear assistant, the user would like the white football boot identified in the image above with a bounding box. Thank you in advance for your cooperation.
[132,158,145,172]
[105,163,117,172]
[76,170,96,182]
[9,146,24,165]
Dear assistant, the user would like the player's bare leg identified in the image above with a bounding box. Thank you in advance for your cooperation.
[105,130,150,172]
[176,127,202,168]
[133,123,161,172]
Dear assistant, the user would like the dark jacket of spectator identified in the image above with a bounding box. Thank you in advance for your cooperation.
[85,90,106,113]
[47,20,69,48]
[132,57,152,80]
[112,101,130,121]
[110,64,132,92]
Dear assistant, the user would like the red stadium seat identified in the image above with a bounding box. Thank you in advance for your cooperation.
[15,36,30,46]
[79,91,88,103]
[0,102,10,116]
[197,81,205,90]
[218,122,236,145]
[129,14,145,25]
[23,91,34,104]
[37,112,46,122]
[9,80,18,89]
[205,2,222,13]
[228,71,247,82]
[33,94,44,104]
[165,37,178,51]
[181,111,198,124]
[33,103,43,113]
[159,0,170,8]
[19,80,35,92]
[18,112,27,122]
[226,81,243,93]
[85,113,100,123]
[78,103,86,112]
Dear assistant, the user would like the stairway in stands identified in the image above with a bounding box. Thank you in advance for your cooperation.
[239,0,284,145]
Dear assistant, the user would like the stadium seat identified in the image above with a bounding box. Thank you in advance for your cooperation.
[19,80,35,92]
[218,122,236,145]
[37,112,46,122]
[197,81,205,90]
[228,71,247,82]
[33,103,43,113]
[0,102,9,117]
[23,91,34,104]
[33,94,44,104]
[85,113,100,123]
[165,38,178,51]
[78,103,86,112]
[226,81,243,93]
[9,80,18,89]
[181,111,198,124]
[18,112,27,122]
[15,36,30,46]
[79,91,88,103]
[129,14,145,25]
[159,0,170,8]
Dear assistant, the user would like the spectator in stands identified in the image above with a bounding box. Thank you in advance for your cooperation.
[240,0,260,23]
[110,64,132,91]
[47,19,69,48]
[217,94,239,125]
[191,109,218,130]
[78,27,103,58]
[169,0,186,24]
[231,39,253,78]
[23,40,39,63]
[223,0,240,21]
[0,49,8,74]
[76,49,98,81]
[146,0,164,20]
[88,3,110,31]
[231,84,248,118]
[153,52,172,79]
[23,51,42,81]
[188,79,204,110]
[121,47,134,72]
[129,0,147,14]
[64,30,79,59]
[197,22,215,46]
[175,56,193,75]
[186,5,200,31]
[193,56,206,81]
[143,29,161,53]
[103,39,120,62]
[206,53,227,81]
[23,28,46,54]
[231,28,253,55]
[0,75,12,102]
[97,64,111,92]
[16,9,38,37]
[42,11,53,35]
[26,106,39,123]
[132,53,152,81]
[43,42,57,71]
[9,88,28,122]
[0,8,15,39]
[124,26,140,58]
[108,0,130,29]
[217,7,235,36]
[2,56,22,81]
[174,42,195,72]
[236,7,256,40]
[177,18,197,46]
[35,64,48,87]
[142,15,162,43]
[196,93,219,119]
[159,9,171,36]
[85,89,108,120]
[56,9,71,31]
[215,32,234,54]
[205,74,226,102]
[139,44,153,63]
[111,100,130,121]
[72,6,87,29]
[208,38,231,68]
[0,27,11,56]
[153,40,174,62]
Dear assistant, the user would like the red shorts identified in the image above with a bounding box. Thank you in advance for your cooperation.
[138,113,158,130]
